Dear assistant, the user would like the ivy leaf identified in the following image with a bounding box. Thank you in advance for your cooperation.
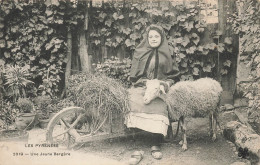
[192,37,200,45]
[112,42,119,48]
[122,28,131,35]
[105,19,112,27]
[175,37,182,44]
[39,58,48,65]
[191,33,199,38]
[47,29,54,35]
[0,40,5,48]
[180,74,194,81]
[227,47,233,53]
[217,43,225,53]
[4,52,10,58]
[203,64,212,72]
[198,27,204,32]
[184,21,194,32]
[193,67,199,76]
[161,23,172,31]
[223,60,231,67]
[51,47,58,53]
[186,46,196,54]
[215,30,223,36]
[177,15,186,22]
[130,33,140,40]
[29,56,35,61]
[15,3,23,11]
[118,15,124,19]
[165,12,175,17]
[113,13,124,20]
[105,39,112,47]
[224,37,232,45]
[202,49,209,55]
[55,19,63,24]
[205,43,216,50]
[125,39,135,47]
[220,69,228,75]
[115,36,123,43]
[178,53,186,59]
[181,36,190,47]
[98,12,107,22]
[197,46,204,52]
[134,24,142,30]
[129,12,137,18]
[45,43,53,50]
[11,26,19,33]
[45,9,53,17]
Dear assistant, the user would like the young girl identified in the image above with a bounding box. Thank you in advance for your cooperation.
[126,24,179,164]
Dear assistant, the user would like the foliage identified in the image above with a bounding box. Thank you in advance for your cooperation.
[0,1,69,97]
[33,95,52,118]
[0,1,235,99]
[94,56,131,88]
[0,101,18,129]
[88,1,233,82]
[15,98,34,113]
[3,64,34,102]
[228,0,260,121]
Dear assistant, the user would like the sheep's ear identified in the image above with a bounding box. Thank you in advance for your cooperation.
[159,85,166,94]
[159,81,169,93]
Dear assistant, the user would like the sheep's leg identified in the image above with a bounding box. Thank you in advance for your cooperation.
[175,118,181,138]
[177,116,183,144]
[164,124,173,142]
[180,117,187,151]
[212,112,217,141]
[209,113,213,137]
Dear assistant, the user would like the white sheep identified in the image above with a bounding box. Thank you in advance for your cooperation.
[142,78,223,151]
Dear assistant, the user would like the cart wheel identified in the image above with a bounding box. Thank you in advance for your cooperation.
[46,107,92,149]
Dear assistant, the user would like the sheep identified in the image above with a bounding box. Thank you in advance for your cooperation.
[142,78,223,151]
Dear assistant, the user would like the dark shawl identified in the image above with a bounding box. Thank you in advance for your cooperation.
[130,25,179,82]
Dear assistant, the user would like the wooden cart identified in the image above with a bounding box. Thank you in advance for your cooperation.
[46,106,141,149]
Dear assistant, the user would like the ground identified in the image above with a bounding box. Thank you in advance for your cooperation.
[1,117,249,165]
[0,117,252,165]
[78,118,248,165]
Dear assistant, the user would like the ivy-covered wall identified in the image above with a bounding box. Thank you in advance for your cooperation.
[0,0,238,101]
[228,0,260,122]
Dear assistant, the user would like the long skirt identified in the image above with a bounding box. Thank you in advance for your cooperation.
[125,86,169,136]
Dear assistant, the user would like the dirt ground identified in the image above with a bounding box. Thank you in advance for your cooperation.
[23,117,251,165]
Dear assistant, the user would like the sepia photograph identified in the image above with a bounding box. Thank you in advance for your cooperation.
[0,0,259,165]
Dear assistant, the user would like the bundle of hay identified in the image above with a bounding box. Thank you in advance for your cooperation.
[67,72,130,117]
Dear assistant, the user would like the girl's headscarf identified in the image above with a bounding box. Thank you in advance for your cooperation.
[130,24,178,82]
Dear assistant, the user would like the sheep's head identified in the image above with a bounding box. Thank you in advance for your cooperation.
[143,79,169,104]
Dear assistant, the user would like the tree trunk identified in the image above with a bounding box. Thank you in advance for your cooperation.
[78,3,90,72]
[224,121,260,160]
[61,27,72,98]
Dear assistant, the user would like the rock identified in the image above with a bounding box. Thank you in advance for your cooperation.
[225,104,235,111]
[234,98,249,108]
[234,108,250,126]
[219,111,240,128]
[224,121,260,162]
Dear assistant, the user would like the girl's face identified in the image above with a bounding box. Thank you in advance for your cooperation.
[148,30,162,48]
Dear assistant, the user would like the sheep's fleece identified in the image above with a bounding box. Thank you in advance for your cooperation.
[165,78,222,121]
